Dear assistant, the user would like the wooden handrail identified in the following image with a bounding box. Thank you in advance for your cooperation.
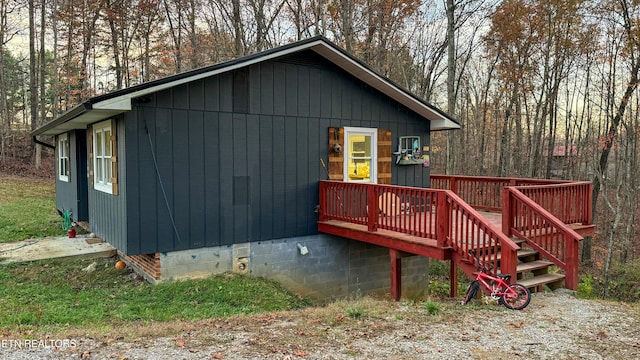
[443,190,519,280]
[503,187,583,289]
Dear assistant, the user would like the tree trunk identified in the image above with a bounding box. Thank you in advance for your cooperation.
[232,0,244,56]
[29,0,40,168]
[445,0,455,174]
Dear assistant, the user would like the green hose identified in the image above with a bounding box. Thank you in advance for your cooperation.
[62,210,72,231]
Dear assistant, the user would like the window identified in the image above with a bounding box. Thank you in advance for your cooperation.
[398,136,421,158]
[58,133,69,182]
[344,127,377,183]
[92,120,115,194]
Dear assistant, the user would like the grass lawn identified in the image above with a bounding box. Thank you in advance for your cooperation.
[0,176,62,242]
[0,176,310,334]
[0,257,309,332]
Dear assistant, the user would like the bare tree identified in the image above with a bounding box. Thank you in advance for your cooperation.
[247,0,286,52]
[0,0,22,162]
[29,0,40,167]
[583,0,640,263]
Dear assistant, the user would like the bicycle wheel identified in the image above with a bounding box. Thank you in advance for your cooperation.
[501,283,531,310]
[463,280,480,305]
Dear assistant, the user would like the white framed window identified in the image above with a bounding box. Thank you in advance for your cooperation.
[344,127,377,183]
[58,133,69,182]
[93,120,113,194]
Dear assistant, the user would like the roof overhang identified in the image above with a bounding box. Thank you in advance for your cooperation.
[31,104,128,136]
[33,37,459,137]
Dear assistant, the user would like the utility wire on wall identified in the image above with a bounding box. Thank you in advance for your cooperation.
[144,117,183,244]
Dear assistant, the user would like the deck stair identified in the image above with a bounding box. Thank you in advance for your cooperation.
[464,239,566,293]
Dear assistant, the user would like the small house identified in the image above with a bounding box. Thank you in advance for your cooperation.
[32,36,459,300]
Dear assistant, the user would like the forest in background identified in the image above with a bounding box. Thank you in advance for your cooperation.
[0,0,638,300]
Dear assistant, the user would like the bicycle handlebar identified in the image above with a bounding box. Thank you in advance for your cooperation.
[468,249,491,273]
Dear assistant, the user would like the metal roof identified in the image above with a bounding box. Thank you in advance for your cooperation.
[33,36,460,137]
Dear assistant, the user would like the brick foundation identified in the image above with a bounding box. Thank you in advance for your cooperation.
[119,252,161,280]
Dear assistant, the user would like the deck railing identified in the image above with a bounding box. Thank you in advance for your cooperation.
[430,175,573,212]
[319,181,440,241]
[515,182,592,226]
[503,187,584,290]
[318,180,519,279]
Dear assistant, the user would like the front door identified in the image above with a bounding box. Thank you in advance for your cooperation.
[343,127,377,183]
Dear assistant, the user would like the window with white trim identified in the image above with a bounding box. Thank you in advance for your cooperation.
[93,120,113,194]
[58,133,69,182]
[344,127,377,183]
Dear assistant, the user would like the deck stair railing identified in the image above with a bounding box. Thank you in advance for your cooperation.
[503,183,592,290]
[431,175,592,290]
[442,190,519,279]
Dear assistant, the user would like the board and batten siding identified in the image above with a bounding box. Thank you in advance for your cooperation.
[55,129,89,222]
[88,117,128,252]
[124,51,431,255]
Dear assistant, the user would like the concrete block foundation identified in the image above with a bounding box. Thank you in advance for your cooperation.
[122,234,432,301]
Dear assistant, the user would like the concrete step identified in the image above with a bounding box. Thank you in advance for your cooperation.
[0,236,116,263]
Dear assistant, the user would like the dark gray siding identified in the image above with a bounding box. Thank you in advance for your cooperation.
[55,132,77,219]
[55,129,89,221]
[88,117,127,252]
[124,51,431,255]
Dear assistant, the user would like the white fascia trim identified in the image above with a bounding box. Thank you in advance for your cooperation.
[431,119,462,131]
[92,97,132,111]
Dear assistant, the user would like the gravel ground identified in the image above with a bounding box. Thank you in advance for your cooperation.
[2,291,639,359]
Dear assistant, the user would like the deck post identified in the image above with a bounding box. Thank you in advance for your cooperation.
[319,181,327,222]
[586,182,593,225]
[450,260,458,298]
[502,188,512,237]
[436,192,450,248]
[389,249,401,301]
[566,234,579,290]
[500,246,517,285]
[368,185,377,232]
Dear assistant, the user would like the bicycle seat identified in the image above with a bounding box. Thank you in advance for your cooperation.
[496,274,512,280]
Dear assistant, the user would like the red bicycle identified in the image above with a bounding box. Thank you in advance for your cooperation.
[463,250,531,310]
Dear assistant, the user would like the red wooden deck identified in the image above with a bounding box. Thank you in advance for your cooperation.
[317,176,594,300]
[318,210,503,258]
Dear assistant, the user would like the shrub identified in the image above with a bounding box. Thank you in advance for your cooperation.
[421,300,441,316]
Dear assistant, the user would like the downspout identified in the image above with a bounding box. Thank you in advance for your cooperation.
[32,136,55,149]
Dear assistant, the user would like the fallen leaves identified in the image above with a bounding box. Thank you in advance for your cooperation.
[508,321,525,329]
[294,349,308,357]
[175,338,186,348]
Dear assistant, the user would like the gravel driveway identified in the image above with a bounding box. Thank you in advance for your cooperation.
[2,291,639,359]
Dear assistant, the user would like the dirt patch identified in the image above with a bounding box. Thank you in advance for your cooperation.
[2,291,639,359]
